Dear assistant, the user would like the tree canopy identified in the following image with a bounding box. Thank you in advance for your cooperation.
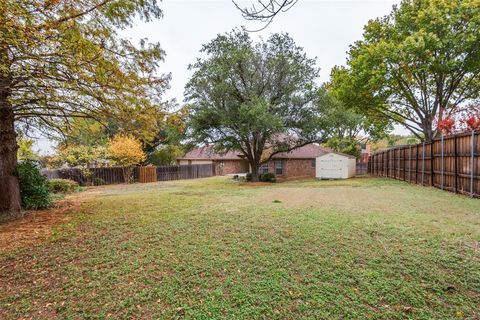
[330,0,480,142]
[185,30,332,181]
[0,0,168,215]
[2,0,168,133]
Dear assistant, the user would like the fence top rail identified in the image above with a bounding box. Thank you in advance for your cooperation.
[370,130,479,157]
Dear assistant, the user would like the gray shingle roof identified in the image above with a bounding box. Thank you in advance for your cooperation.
[177,144,353,160]
[177,145,244,160]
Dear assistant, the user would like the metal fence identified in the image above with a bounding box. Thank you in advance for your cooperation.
[41,164,214,186]
[368,130,479,198]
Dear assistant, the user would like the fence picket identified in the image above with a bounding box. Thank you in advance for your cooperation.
[472,130,475,197]
[369,131,479,198]
[42,164,214,186]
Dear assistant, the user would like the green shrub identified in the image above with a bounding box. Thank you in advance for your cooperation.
[48,179,79,193]
[15,161,52,210]
[244,172,276,182]
[92,177,106,186]
[260,172,276,182]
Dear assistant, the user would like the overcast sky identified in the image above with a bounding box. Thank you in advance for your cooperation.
[128,0,400,103]
[36,0,402,154]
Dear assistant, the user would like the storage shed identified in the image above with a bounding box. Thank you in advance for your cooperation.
[316,152,356,179]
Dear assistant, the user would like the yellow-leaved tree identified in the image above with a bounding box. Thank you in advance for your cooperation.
[108,134,146,184]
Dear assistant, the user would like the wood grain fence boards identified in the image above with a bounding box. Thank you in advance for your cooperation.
[139,167,157,183]
[92,167,125,184]
[43,164,214,186]
[368,131,479,198]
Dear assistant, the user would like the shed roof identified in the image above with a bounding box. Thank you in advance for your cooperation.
[316,151,356,159]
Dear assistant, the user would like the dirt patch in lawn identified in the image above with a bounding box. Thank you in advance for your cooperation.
[257,186,399,214]
[0,196,86,253]
[239,182,274,187]
[172,191,208,196]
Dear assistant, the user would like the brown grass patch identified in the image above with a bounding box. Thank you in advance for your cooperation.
[256,186,405,214]
[172,191,207,196]
[239,181,274,187]
[0,196,86,253]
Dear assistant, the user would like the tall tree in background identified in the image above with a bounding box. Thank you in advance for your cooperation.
[317,88,389,158]
[0,0,168,218]
[330,0,480,142]
[186,30,332,181]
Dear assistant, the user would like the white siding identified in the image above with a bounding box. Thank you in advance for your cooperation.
[315,153,356,179]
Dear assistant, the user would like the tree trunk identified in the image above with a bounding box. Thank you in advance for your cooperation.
[0,72,22,219]
[423,118,434,143]
[250,161,260,182]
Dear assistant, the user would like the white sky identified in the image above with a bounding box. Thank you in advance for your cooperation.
[36,0,404,154]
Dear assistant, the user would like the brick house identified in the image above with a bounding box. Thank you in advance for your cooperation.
[176,146,249,176]
[260,144,331,179]
[177,144,332,179]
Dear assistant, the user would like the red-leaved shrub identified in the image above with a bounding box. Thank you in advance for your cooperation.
[437,116,456,135]
[463,114,480,131]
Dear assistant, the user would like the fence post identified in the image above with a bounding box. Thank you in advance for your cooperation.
[415,144,419,184]
[368,154,375,175]
[403,147,407,181]
[398,149,401,179]
[392,149,395,178]
[454,134,458,193]
[408,146,412,182]
[431,141,435,187]
[372,156,374,175]
[472,130,475,197]
[409,146,412,182]
[386,151,389,177]
[381,152,384,176]
[422,142,425,186]
[383,151,385,176]
[441,135,444,190]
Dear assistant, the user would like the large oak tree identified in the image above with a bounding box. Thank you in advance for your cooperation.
[330,0,480,142]
[0,0,168,218]
[185,30,332,181]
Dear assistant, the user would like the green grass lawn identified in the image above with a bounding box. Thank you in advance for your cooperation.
[1,177,479,319]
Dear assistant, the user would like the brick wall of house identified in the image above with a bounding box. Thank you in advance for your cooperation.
[283,159,316,178]
[214,160,249,175]
[263,159,316,179]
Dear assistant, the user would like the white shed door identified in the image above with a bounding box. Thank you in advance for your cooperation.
[320,155,344,178]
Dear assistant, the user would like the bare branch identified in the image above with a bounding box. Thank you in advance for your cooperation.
[233,0,298,32]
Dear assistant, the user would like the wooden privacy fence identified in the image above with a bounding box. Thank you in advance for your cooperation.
[356,162,368,175]
[156,165,213,181]
[368,130,479,198]
[138,166,157,183]
[42,164,213,186]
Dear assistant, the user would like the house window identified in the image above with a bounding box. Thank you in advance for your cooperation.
[275,160,284,175]
[260,163,269,174]
[311,159,316,168]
